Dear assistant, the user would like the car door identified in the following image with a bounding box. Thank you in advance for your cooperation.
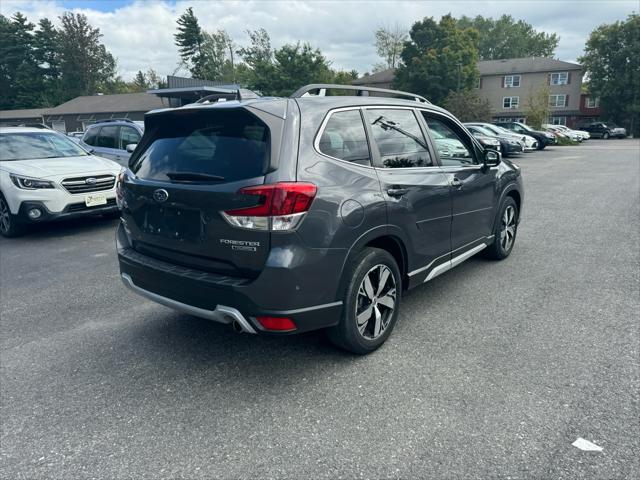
[593,123,606,137]
[118,125,142,164]
[421,112,497,253]
[363,107,452,284]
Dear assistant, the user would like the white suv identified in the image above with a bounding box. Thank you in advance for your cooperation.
[0,127,122,237]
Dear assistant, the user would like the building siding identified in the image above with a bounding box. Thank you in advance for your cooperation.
[478,70,584,123]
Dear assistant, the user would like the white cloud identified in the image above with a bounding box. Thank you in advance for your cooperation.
[0,0,636,80]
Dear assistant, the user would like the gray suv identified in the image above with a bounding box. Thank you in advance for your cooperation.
[116,84,524,354]
[81,119,143,166]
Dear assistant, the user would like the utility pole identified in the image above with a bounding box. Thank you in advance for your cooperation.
[457,63,462,91]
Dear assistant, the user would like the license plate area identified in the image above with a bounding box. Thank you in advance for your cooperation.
[141,206,203,242]
[85,193,107,207]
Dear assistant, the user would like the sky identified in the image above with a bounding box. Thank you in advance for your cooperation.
[1,0,636,80]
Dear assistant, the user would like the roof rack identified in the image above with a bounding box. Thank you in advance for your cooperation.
[94,118,135,124]
[290,84,430,104]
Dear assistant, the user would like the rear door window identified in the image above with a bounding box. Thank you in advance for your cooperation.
[119,126,141,149]
[83,127,98,146]
[365,109,433,168]
[96,125,119,149]
[131,109,270,183]
[318,109,370,166]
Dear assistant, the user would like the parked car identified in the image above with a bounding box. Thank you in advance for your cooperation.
[464,124,523,156]
[576,121,626,139]
[543,124,582,142]
[429,128,472,158]
[494,121,555,149]
[66,131,84,143]
[116,84,524,354]
[81,118,143,166]
[553,125,590,141]
[467,122,538,151]
[0,127,121,237]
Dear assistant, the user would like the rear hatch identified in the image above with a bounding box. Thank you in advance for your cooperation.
[121,105,282,278]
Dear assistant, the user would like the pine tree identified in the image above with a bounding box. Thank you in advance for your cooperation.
[174,7,205,78]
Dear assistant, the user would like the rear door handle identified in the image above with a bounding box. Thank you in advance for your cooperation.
[387,187,409,197]
[450,177,463,188]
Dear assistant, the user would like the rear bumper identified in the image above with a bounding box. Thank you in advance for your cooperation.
[116,222,344,334]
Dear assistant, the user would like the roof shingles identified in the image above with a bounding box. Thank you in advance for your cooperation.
[45,92,165,115]
[477,57,582,76]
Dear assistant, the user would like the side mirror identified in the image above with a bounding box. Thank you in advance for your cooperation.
[484,149,501,167]
[125,143,138,153]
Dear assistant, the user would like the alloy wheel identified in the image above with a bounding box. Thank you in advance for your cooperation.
[0,197,10,234]
[355,264,397,339]
[500,205,516,251]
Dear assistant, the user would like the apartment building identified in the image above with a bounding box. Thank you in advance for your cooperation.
[477,57,585,127]
[353,58,600,128]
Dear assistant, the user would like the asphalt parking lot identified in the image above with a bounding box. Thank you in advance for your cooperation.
[1,139,638,479]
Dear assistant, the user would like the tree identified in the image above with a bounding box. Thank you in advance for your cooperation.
[579,14,640,136]
[443,90,492,122]
[0,13,43,109]
[333,69,359,85]
[373,24,407,71]
[393,15,479,105]
[457,15,559,60]
[174,7,206,78]
[58,12,116,97]
[132,70,148,91]
[237,28,275,92]
[144,68,166,89]
[201,29,236,82]
[269,42,334,96]
[524,85,551,129]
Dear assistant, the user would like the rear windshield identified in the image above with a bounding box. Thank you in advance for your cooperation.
[131,109,270,182]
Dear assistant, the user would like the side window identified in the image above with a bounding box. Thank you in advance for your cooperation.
[318,110,370,165]
[96,125,119,149]
[119,126,141,150]
[83,127,98,146]
[366,109,433,168]
[422,114,476,166]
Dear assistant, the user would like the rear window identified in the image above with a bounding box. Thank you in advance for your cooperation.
[131,109,270,182]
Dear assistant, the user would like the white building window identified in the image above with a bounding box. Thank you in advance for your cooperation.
[494,117,527,123]
[549,116,567,125]
[503,96,519,109]
[550,72,568,85]
[549,94,567,107]
[586,97,600,108]
[504,75,521,87]
[51,120,66,133]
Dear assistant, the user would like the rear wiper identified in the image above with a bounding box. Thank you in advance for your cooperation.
[165,172,226,182]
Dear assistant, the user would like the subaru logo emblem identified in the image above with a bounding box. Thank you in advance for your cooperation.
[85,177,97,185]
[153,189,169,203]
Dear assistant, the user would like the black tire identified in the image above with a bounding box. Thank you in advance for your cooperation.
[602,132,610,139]
[0,193,26,238]
[537,142,546,150]
[328,248,402,354]
[485,197,518,260]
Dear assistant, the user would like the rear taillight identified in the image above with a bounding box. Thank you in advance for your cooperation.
[222,182,317,231]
